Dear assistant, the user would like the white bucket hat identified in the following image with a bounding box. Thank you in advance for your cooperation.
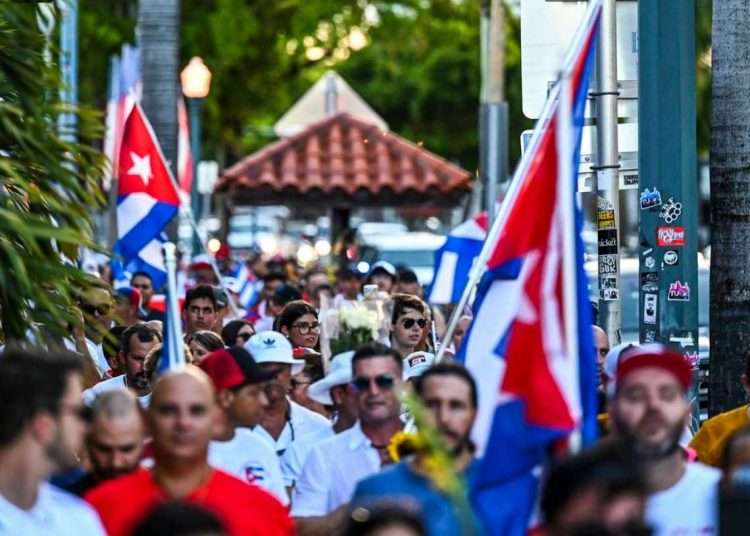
[307,351,355,405]
[403,351,436,380]
[244,330,306,375]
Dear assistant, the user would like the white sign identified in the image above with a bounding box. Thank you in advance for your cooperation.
[521,0,639,119]
[197,160,219,194]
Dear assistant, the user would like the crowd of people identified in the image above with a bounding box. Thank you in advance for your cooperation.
[1,250,750,536]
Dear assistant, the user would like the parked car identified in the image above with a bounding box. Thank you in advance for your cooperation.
[358,231,445,286]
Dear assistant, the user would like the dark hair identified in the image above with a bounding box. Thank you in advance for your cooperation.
[132,501,227,536]
[352,342,402,371]
[270,284,302,307]
[121,323,161,354]
[344,504,425,536]
[131,271,153,284]
[184,330,224,352]
[183,285,217,311]
[220,319,254,346]
[390,293,427,325]
[275,300,318,332]
[541,441,646,527]
[397,269,419,285]
[415,363,478,409]
[103,325,128,361]
[263,271,287,284]
[0,349,83,446]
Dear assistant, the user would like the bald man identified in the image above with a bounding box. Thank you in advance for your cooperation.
[67,389,144,496]
[86,367,293,536]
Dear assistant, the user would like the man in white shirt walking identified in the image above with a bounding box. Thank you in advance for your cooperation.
[245,331,330,457]
[0,348,105,535]
[198,346,289,504]
[83,324,160,407]
[292,343,404,536]
[609,344,720,536]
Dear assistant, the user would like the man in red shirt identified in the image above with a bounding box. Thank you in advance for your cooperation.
[85,366,293,536]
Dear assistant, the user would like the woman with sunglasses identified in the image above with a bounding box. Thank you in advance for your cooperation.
[389,294,428,359]
[220,319,256,347]
[275,301,320,353]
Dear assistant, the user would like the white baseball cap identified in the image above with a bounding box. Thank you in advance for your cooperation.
[244,330,306,375]
[307,351,355,405]
[403,351,436,380]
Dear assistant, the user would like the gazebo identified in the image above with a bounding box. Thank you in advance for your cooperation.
[215,75,473,242]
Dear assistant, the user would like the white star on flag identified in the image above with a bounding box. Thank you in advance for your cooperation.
[127,152,152,186]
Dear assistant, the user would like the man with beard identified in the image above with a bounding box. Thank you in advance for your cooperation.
[0,349,105,535]
[350,363,482,535]
[609,344,720,535]
[85,366,293,536]
[67,389,145,496]
[83,324,160,407]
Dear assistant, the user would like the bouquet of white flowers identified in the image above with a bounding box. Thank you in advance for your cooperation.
[329,304,380,357]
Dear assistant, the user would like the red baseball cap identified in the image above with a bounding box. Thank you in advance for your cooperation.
[198,347,275,392]
[615,343,693,391]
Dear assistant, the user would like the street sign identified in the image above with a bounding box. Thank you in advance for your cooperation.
[520,122,639,191]
[520,0,638,119]
[197,160,219,194]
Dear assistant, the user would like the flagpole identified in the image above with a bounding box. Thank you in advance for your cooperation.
[436,0,603,364]
[163,242,186,368]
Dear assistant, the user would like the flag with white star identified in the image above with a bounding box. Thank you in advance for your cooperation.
[114,102,180,289]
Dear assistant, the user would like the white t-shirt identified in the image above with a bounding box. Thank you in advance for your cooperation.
[255,399,331,457]
[82,375,151,407]
[63,338,110,378]
[646,461,720,536]
[0,482,105,535]
[208,428,289,505]
[292,422,382,517]
[281,425,335,487]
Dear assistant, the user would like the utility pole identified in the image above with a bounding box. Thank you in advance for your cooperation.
[595,0,622,346]
[638,0,699,413]
[58,0,78,143]
[480,0,509,226]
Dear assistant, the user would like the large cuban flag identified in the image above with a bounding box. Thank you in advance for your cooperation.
[459,3,602,534]
[428,212,488,304]
[113,103,180,290]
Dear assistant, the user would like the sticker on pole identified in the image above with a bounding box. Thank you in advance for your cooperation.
[657,226,685,247]
[663,250,679,266]
[599,254,617,275]
[598,229,618,255]
[600,275,619,301]
[598,209,616,230]
[667,281,690,301]
[640,188,662,210]
[659,197,683,224]
[643,293,657,325]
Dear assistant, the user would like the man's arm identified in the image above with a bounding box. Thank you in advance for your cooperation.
[293,505,349,536]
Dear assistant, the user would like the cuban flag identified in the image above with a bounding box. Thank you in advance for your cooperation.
[114,103,180,290]
[459,3,601,534]
[427,212,488,304]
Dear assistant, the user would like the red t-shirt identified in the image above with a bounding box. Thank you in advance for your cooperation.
[85,467,293,536]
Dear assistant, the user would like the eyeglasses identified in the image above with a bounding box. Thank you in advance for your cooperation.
[400,318,426,330]
[80,302,112,317]
[291,322,320,334]
[351,374,396,392]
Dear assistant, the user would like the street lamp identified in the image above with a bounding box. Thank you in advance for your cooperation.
[180,56,212,255]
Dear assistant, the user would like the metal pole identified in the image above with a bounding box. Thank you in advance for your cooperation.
[480,0,509,227]
[163,242,186,368]
[188,97,203,255]
[58,0,78,142]
[595,0,621,345]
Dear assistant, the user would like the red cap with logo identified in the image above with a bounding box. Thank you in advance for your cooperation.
[198,347,275,392]
[615,343,693,391]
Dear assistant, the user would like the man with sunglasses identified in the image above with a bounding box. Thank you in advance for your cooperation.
[351,363,482,536]
[293,343,404,536]
[245,331,330,457]
[0,349,106,535]
[389,293,429,358]
[65,284,116,381]
[198,347,289,505]
[83,324,161,408]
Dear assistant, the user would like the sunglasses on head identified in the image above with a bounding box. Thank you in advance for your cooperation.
[351,374,396,392]
[401,318,426,329]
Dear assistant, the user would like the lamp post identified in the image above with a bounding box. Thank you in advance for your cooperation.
[180,56,212,255]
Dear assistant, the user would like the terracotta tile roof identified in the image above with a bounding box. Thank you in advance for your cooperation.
[216,113,473,207]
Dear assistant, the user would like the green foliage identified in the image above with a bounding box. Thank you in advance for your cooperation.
[0,4,106,342]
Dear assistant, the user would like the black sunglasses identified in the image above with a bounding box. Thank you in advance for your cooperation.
[401,318,427,329]
[80,302,112,317]
[351,374,396,392]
